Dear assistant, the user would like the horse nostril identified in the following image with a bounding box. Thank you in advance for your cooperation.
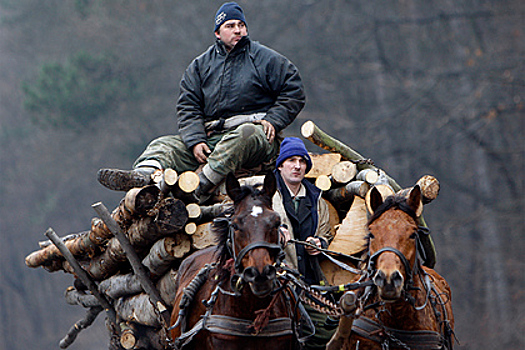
[391,270,404,289]
[373,270,386,288]
[263,264,276,280]
[242,267,259,283]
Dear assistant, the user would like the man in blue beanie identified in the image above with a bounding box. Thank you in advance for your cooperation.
[272,137,336,350]
[98,2,305,204]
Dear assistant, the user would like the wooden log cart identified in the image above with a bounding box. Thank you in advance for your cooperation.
[25,120,441,350]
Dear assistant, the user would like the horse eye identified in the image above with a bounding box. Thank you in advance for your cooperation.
[368,233,375,240]
[410,232,417,239]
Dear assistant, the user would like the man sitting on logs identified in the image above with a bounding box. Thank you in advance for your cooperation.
[273,137,337,350]
[97,2,305,204]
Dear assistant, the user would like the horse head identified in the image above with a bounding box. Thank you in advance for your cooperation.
[366,185,423,301]
[222,172,282,297]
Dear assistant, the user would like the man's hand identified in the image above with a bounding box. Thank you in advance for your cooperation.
[193,142,211,164]
[279,226,291,246]
[305,237,322,256]
[254,119,276,143]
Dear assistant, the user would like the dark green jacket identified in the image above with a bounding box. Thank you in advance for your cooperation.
[177,36,305,149]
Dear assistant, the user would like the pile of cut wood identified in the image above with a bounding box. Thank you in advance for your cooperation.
[24,121,440,350]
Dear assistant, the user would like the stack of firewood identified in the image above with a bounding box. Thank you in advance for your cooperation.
[25,170,234,350]
[24,120,440,350]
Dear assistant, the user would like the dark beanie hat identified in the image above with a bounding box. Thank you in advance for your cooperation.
[276,137,313,173]
[214,2,246,32]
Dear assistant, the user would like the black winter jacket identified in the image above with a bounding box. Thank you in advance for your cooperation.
[177,36,305,149]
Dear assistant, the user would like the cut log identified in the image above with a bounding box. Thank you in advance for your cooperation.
[119,322,137,350]
[198,203,233,224]
[186,203,201,220]
[191,223,217,250]
[156,269,178,307]
[321,197,368,286]
[314,174,332,191]
[64,286,100,308]
[185,222,197,235]
[124,185,160,216]
[356,169,379,185]
[93,202,171,328]
[305,153,341,179]
[142,235,191,279]
[99,273,143,300]
[177,171,200,193]
[25,202,136,269]
[324,180,370,206]
[115,293,161,328]
[301,120,373,169]
[323,199,340,235]
[331,161,357,185]
[330,197,368,256]
[416,175,440,204]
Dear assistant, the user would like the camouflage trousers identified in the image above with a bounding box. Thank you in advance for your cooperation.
[134,123,280,179]
[303,304,338,350]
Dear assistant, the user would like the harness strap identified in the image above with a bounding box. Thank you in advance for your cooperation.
[352,316,446,350]
[205,315,294,337]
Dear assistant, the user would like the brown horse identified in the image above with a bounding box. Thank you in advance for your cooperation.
[327,185,455,350]
[169,173,300,350]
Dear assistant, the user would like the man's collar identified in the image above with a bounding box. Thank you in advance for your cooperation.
[285,182,306,199]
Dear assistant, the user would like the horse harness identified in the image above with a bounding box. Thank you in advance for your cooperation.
[170,218,310,349]
[352,226,455,350]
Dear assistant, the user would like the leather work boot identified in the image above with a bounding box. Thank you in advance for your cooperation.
[195,172,216,204]
[97,167,156,191]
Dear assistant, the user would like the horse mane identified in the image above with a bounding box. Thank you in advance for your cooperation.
[213,183,272,280]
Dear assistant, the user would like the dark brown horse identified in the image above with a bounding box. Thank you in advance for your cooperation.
[328,185,455,350]
[169,173,300,350]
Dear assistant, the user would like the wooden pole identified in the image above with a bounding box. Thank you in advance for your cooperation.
[92,202,171,329]
[44,228,119,334]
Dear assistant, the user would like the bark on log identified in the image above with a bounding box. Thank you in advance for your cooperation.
[416,175,440,204]
[301,121,403,193]
[25,202,135,269]
[301,120,373,168]
[115,293,162,328]
[197,203,233,224]
[142,235,190,279]
[64,286,101,307]
[99,273,143,300]
[330,161,357,185]
[93,202,171,328]
[156,269,178,307]
[305,153,341,179]
[43,228,119,333]
[191,223,217,250]
[324,180,370,205]
[356,169,380,184]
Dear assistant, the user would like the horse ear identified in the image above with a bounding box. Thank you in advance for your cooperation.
[366,186,384,215]
[262,172,277,199]
[407,184,423,217]
[225,173,241,200]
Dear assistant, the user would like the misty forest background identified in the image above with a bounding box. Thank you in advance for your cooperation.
[0,0,522,349]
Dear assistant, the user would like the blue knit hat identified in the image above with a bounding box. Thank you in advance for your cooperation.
[214,2,246,32]
[276,137,313,173]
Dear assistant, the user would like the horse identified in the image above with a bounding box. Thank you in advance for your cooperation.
[327,184,455,350]
[169,173,301,350]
